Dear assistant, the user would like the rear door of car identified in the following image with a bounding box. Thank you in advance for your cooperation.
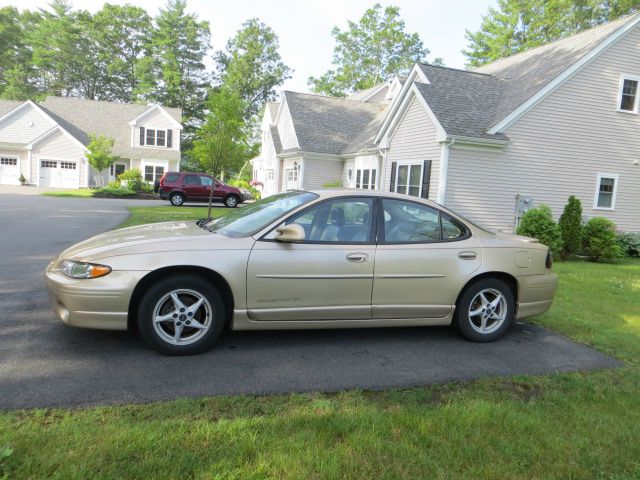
[182,174,202,200]
[371,197,482,319]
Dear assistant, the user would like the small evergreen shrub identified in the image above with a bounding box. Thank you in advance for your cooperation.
[582,217,622,261]
[558,195,583,258]
[18,173,27,185]
[516,204,562,256]
[616,231,640,257]
[322,180,343,188]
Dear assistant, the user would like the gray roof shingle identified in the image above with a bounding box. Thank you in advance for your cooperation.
[40,96,182,160]
[284,91,386,155]
[0,100,23,118]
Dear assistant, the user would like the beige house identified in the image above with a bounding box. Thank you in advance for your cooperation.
[253,14,640,233]
[0,96,182,188]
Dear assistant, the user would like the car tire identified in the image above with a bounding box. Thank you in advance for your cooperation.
[137,275,226,356]
[224,194,239,208]
[169,192,185,206]
[454,278,515,342]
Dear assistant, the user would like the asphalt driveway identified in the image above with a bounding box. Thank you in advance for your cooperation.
[0,192,621,410]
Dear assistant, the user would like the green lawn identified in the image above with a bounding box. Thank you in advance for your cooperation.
[118,205,229,228]
[1,230,639,478]
[41,188,95,198]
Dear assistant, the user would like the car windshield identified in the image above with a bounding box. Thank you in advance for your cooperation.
[205,191,318,237]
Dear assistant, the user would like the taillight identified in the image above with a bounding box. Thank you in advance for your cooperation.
[545,250,553,269]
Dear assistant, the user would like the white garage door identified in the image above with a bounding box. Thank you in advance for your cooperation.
[0,156,20,185]
[40,160,79,188]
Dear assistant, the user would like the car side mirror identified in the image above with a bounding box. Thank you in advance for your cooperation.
[274,224,305,242]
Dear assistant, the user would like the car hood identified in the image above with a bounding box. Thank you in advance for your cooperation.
[57,221,227,262]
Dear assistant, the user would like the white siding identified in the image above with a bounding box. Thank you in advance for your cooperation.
[136,108,180,151]
[0,104,55,145]
[302,157,343,189]
[276,99,299,151]
[446,25,640,233]
[384,94,441,199]
[31,129,88,187]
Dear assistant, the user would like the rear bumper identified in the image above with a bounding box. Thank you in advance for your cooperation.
[516,270,558,319]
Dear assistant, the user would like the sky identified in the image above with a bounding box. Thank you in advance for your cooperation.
[0,0,497,92]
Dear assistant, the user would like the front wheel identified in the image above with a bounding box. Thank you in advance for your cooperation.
[224,195,239,208]
[170,192,185,206]
[137,275,226,355]
[454,278,515,342]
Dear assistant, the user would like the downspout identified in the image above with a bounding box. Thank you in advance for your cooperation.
[437,138,454,204]
[27,148,32,184]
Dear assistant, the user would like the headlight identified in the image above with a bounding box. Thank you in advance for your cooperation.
[60,260,112,279]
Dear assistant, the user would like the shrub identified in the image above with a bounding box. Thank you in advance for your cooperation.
[118,168,145,192]
[582,217,622,261]
[18,173,26,185]
[616,231,640,257]
[228,179,261,200]
[516,204,562,256]
[322,180,343,188]
[558,195,583,258]
[95,185,135,196]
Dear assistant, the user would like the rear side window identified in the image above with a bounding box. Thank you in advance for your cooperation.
[164,173,180,183]
[381,198,469,243]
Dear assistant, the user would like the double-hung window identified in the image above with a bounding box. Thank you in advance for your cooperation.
[618,76,640,112]
[355,168,377,190]
[594,173,619,210]
[395,164,422,197]
[140,127,173,148]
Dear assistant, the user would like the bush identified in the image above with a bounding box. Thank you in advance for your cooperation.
[582,217,622,261]
[95,185,135,196]
[228,179,261,200]
[19,173,26,185]
[616,231,640,257]
[516,204,562,256]
[558,195,582,258]
[322,180,343,188]
[118,168,146,192]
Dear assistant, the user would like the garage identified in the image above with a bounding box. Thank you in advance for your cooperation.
[39,160,79,188]
[0,156,20,185]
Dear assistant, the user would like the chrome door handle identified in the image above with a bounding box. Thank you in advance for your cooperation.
[346,252,369,263]
[458,251,477,260]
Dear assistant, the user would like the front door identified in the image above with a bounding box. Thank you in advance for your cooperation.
[372,198,482,319]
[247,196,376,321]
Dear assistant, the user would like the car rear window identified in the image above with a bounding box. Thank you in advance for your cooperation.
[164,173,180,183]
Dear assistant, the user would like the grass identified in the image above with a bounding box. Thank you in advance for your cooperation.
[1,221,639,478]
[118,205,229,228]
[41,188,95,198]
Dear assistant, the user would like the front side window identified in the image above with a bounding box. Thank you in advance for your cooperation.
[207,191,318,237]
[595,173,619,209]
[284,197,374,243]
[619,78,639,112]
[184,174,199,185]
[200,176,213,186]
[381,198,467,243]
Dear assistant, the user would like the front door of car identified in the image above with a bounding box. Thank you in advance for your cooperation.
[212,179,226,200]
[246,197,376,321]
[372,198,482,319]
[198,175,214,200]
[182,174,202,199]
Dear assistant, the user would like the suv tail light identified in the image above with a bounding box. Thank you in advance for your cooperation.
[545,250,553,269]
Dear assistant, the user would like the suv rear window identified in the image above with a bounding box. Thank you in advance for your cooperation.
[164,173,180,183]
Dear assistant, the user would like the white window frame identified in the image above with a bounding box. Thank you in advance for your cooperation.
[616,74,640,114]
[0,154,21,185]
[142,128,171,148]
[393,162,423,198]
[355,168,377,190]
[593,172,619,210]
[141,159,169,184]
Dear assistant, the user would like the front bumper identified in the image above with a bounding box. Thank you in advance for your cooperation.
[240,192,253,201]
[45,263,147,331]
[516,270,558,319]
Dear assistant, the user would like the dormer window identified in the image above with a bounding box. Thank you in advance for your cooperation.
[618,76,640,112]
[139,127,173,148]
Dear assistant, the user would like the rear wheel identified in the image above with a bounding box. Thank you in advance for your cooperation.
[137,275,225,355]
[170,192,185,206]
[455,278,515,342]
[224,194,239,208]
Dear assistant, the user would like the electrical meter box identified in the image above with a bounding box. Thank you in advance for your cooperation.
[514,194,534,231]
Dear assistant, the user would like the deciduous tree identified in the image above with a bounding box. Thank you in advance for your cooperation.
[308,4,431,96]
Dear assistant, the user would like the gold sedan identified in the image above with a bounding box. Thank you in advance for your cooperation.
[46,190,557,355]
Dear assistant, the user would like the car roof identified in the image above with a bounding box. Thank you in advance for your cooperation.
[300,188,444,208]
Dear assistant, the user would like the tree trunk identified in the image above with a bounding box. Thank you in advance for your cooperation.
[207,180,215,220]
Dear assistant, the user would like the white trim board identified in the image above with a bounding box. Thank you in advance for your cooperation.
[128,104,183,129]
[593,172,620,210]
[488,14,640,134]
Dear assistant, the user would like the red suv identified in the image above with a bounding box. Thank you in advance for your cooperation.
[155,172,252,208]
